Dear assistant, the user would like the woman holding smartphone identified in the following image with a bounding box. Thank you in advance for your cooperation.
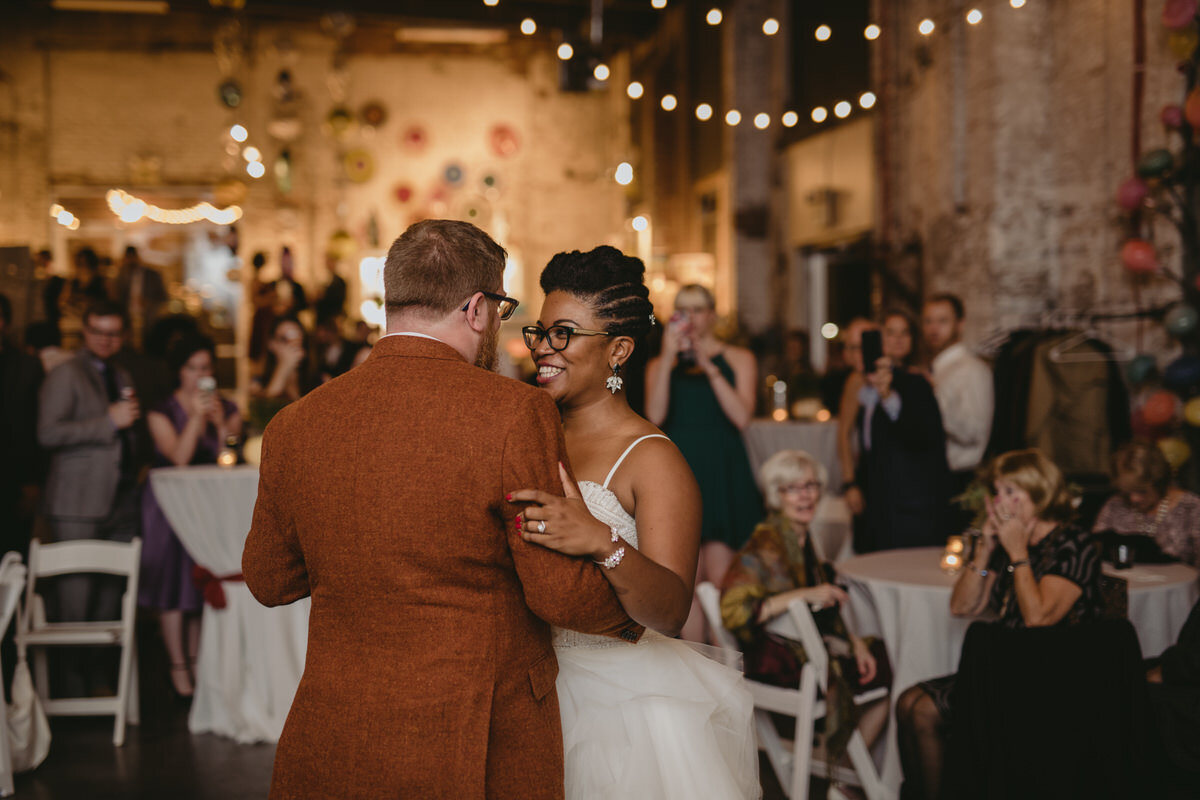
[645,284,762,643]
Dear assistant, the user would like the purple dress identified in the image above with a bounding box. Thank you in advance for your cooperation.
[138,394,238,612]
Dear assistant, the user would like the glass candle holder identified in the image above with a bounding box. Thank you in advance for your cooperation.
[940,535,966,573]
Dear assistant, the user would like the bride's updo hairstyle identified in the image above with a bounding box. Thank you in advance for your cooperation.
[539,246,656,345]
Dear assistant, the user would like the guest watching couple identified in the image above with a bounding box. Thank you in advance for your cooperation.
[720,449,889,763]
[140,334,241,699]
[645,284,762,643]
[1093,439,1200,567]
[512,247,759,798]
[248,316,314,432]
[243,220,644,799]
[895,449,1102,800]
[839,317,950,552]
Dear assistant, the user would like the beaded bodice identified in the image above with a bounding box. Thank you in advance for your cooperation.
[552,435,666,651]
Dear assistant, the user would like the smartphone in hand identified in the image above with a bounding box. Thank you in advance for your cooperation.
[860,329,883,372]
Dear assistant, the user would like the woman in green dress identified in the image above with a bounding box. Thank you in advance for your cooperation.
[646,284,763,642]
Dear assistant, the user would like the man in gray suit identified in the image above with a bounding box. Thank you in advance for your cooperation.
[38,299,141,691]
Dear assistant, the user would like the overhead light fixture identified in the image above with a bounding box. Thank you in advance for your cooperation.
[51,0,168,13]
[520,18,536,35]
[661,94,678,111]
[557,43,574,60]
[395,27,508,45]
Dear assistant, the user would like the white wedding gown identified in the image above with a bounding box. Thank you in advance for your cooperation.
[552,435,761,800]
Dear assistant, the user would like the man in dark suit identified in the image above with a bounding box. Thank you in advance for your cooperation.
[853,326,952,552]
[243,220,641,799]
[0,293,44,557]
[114,246,167,349]
[38,299,142,671]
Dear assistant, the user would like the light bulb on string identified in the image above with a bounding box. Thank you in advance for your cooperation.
[918,18,935,35]
[242,146,261,162]
[706,8,722,25]
[815,25,831,41]
[627,81,644,99]
[661,94,678,111]
[864,24,881,40]
[860,92,877,109]
[966,8,982,24]
[651,0,666,7]
[557,43,574,60]
[762,18,779,36]
[696,103,713,121]
[781,111,798,127]
[594,63,610,81]
[614,162,634,185]
[725,109,741,126]
[1010,0,1026,7]
[230,124,248,142]
[753,113,770,129]
[247,161,266,179]
[631,215,648,232]
[811,106,828,123]
[483,0,498,6]
[834,101,852,119]
[520,18,536,35]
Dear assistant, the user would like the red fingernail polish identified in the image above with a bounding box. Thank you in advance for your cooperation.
[506,493,513,501]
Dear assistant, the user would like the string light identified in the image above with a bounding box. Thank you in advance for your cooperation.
[781,111,799,127]
[651,0,667,8]
[1010,0,1026,6]
[762,18,779,36]
[811,106,828,123]
[614,162,634,185]
[753,113,770,129]
[821,323,839,339]
[520,18,536,35]
[627,81,644,99]
[815,24,832,41]
[661,94,678,111]
[631,215,649,232]
[696,103,713,121]
[246,161,266,178]
[49,204,64,218]
[229,124,248,142]
[706,8,722,25]
[725,109,741,126]
[483,0,498,6]
[594,63,610,81]
[859,91,877,109]
[834,101,852,118]
[864,24,881,40]
[557,43,574,60]
[918,18,935,35]
[242,146,261,162]
[966,8,982,24]
[106,189,242,225]
[56,210,75,226]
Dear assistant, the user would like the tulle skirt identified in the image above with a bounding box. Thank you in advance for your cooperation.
[554,632,761,800]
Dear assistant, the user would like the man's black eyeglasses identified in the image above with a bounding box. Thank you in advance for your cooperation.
[522,324,612,352]
[463,291,519,321]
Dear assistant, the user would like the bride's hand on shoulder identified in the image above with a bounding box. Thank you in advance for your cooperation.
[510,463,613,561]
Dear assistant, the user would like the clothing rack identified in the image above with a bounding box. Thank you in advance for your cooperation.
[975,304,1172,358]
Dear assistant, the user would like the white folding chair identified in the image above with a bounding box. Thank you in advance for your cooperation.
[16,539,141,746]
[696,582,893,800]
[0,552,28,795]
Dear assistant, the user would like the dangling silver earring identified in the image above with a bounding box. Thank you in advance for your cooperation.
[606,363,623,394]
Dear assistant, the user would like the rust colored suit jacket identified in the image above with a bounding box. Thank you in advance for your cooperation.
[243,335,643,799]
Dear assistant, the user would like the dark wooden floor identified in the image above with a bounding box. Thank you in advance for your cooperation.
[11,619,801,799]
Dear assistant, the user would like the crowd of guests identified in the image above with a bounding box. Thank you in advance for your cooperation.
[0,245,373,701]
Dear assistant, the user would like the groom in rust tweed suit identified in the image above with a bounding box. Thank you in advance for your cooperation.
[243,220,642,799]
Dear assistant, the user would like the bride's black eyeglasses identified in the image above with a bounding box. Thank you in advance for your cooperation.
[462,291,520,321]
[522,324,612,352]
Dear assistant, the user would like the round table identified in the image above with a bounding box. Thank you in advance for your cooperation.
[149,464,310,744]
[836,546,1200,794]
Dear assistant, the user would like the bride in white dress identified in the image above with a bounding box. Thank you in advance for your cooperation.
[510,246,760,799]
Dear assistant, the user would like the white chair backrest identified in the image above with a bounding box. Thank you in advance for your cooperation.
[784,598,830,691]
[695,582,744,669]
[28,539,141,579]
[0,552,26,633]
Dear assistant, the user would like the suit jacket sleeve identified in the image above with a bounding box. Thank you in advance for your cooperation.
[242,411,311,606]
[502,391,643,641]
[37,363,118,450]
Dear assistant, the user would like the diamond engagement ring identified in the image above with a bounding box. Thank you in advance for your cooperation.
[537,520,546,534]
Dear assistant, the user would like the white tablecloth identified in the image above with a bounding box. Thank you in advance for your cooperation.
[837,547,1200,793]
[742,419,842,494]
[149,465,309,744]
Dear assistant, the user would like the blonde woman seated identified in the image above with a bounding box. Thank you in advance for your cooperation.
[895,449,1103,800]
[720,450,890,762]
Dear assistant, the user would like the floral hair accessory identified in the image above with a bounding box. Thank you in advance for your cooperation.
[648,312,657,326]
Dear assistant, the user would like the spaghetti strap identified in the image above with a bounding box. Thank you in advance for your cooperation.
[602,434,671,489]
